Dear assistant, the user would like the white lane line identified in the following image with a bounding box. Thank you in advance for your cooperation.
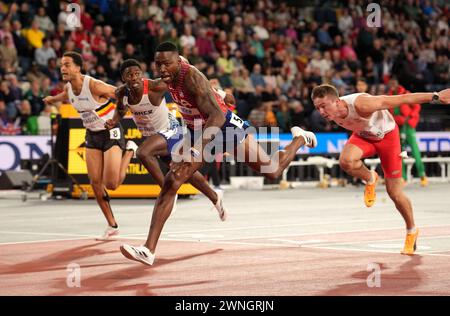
[0,230,95,237]
[2,235,450,258]
[368,244,431,250]
[0,237,95,246]
[306,234,450,247]
[267,238,327,245]
[111,236,298,248]
[299,244,450,258]
[166,233,225,239]
[158,217,450,235]
[151,225,449,242]
[158,238,450,258]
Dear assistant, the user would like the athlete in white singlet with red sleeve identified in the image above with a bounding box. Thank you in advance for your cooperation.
[106,59,227,221]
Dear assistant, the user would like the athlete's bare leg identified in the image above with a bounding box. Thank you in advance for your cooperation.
[144,161,204,252]
[235,134,306,180]
[137,134,219,203]
[339,143,373,183]
[143,132,306,252]
[104,146,133,189]
[137,136,167,187]
[385,177,415,229]
[86,148,117,227]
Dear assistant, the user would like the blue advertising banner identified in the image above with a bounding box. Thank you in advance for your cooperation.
[256,133,349,154]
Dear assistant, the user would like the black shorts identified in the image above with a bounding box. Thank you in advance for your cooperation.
[85,124,126,152]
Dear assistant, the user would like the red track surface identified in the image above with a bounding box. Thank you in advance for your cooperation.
[1,228,450,296]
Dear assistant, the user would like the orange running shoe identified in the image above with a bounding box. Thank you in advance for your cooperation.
[364,171,379,207]
[420,176,428,187]
[401,228,419,255]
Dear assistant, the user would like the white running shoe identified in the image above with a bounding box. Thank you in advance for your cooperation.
[291,126,318,148]
[126,140,139,158]
[96,225,119,241]
[120,244,155,266]
[212,189,227,221]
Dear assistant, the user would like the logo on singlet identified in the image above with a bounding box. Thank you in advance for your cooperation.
[134,110,154,116]
[78,97,89,101]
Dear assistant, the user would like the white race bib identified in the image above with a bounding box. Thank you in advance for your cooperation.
[159,127,177,139]
[229,113,244,129]
[109,127,121,140]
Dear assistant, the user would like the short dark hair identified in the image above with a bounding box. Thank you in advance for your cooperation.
[156,41,178,53]
[356,77,367,84]
[63,51,83,68]
[120,59,141,77]
[207,74,219,81]
[311,84,339,100]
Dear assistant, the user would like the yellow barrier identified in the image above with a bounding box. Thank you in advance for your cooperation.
[58,103,198,198]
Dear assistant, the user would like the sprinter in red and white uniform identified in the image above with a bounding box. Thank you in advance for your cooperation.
[311,83,450,255]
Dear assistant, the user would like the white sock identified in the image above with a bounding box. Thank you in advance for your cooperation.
[366,171,375,184]
[407,227,416,234]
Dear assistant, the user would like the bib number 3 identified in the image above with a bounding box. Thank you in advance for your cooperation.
[229,113,244,129]
[110,127,121,140]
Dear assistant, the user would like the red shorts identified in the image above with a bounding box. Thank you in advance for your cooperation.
[347,125,402,178]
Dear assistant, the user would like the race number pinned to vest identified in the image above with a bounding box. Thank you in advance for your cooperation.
[229,112,244,129]
[109,127,121,140]
[159,127,177,139]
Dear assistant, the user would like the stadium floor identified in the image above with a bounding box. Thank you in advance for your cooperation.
[1,182,450,295]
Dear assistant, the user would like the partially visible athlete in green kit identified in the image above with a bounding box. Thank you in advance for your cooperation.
[388,77,427,186]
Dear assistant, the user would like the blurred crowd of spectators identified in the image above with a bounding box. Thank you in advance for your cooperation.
[0,0,449,135]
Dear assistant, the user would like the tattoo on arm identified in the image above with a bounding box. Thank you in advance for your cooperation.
[185,68,226,148]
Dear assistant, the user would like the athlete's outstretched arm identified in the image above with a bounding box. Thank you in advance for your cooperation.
[90,79,117,100]
[43,85,68,105]
[356,88,450,114]
[185,68,226,151]
[147,78,168,106]
[148,78,168,93]
[105,86,128,129]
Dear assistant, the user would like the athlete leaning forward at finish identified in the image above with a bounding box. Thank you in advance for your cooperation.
[43,51,137,240]
[120,41,319,266]
[311,83,450,255]
[105,58,227,221]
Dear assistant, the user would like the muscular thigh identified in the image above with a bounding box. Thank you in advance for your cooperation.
[103,145,123,182]
[139,134,169,157]
[234,134,274,173]
[340,142,366,163]
[85,148,104,183]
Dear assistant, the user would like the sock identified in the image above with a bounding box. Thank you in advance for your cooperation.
[111,224,118,229]
[407,227,416,234]
[367,171,376,184]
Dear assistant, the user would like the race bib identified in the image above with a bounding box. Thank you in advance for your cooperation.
[229,112,244,129]
[109,127,121,140]
[159,127,177,139]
